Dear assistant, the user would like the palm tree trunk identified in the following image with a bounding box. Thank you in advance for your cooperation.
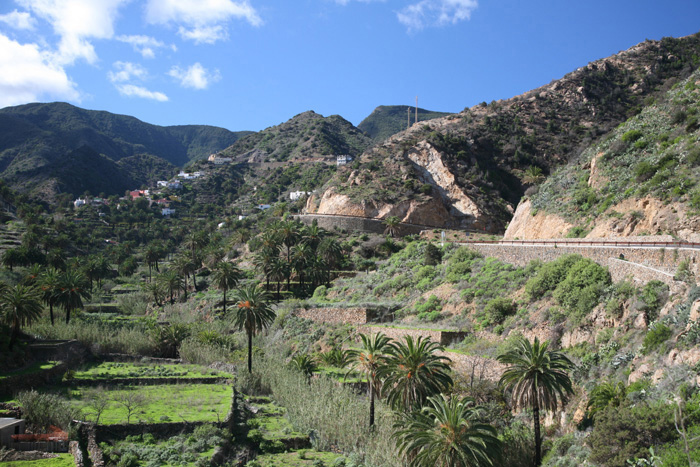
[247,331,253,373]
[8,322,19,350]
[222,289,227,315]
[65,307,71,324]
[369,380,375,428]
[49,303,54,325]
[533,399,542,467]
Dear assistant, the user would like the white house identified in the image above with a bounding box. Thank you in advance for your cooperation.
[257,204,271,210]
[336,155,353,166]
[289,191,312,201]
[167,181,183,190]
[212,156,233,165]
[74,198,86,208]
[238,215,247,220]
[161,208,176,216]
[157,181,168,187]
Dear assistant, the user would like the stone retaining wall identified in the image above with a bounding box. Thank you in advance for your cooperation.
[293,307,372,325]
[64,377,230,387]
[466,244,698,285]
[0,363,68,399]
[294,215,426,236]
[359,326,468,346]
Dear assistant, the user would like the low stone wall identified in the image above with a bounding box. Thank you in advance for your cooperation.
[69,440,84,467]
[359,326,468,346]
[465,243,698,285]
[0,363,68,399]
[64,377,230,387]
[293,307,372,325]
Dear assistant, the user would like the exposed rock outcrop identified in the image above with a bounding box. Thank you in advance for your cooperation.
[503,199,573,239]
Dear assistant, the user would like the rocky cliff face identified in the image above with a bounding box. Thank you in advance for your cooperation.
[503,199,573,239]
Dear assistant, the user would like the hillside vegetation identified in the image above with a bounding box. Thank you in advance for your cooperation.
[314,33,700,233]
[220,111,373,162]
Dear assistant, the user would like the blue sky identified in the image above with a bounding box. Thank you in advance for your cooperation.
[1,0,699,132]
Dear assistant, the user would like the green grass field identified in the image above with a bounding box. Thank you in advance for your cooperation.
[2,453,75,467]
[252,450,345,466]
[0,361,60,380]
[69,383,232,424]
[70,361,232,381]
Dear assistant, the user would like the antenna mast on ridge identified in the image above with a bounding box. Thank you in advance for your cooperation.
[415,96,418,125]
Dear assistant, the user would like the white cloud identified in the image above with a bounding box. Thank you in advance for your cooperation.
[0,9,37,30]
[168,63,220,90]
[17,0,130,64]
[397,0,477,31]
[116,35,175,58]
[108,61,148,83]
[114,83,168,101]
[0,33,79,108]
[145,0,262,44]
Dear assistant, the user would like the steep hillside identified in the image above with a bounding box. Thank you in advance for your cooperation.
[358,105,452,141]
[0,102,249,200]
[220,111,373,162]
[507,68,700,241]
[310,33,700,233]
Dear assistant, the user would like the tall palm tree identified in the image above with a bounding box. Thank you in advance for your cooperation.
[291,242,312,290]
[253,246,278,291]
[211,261,241,315]
[302,222,325,250]
[380,335,453,412]
[1,283,43,350]
[497,336,574,467]
[232,284,276,373]
[394,394,502,467]
[317,237,343,285]
[159,269,184,304]
[58,269,91,324]
[269,257,288,300]
[172,253,196,299]
[38,267,61,325]
[347,332,392,428]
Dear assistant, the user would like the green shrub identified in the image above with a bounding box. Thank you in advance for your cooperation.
[622,129,644,143]
[642,323,672,354]
[552,258,611,318]
[483,298,516,325]
[639,280,669,321]
[17,390,81,432]
[424,243,443,266]
[525,254,582,301]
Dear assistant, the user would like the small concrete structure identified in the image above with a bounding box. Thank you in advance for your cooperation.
[0,418,25,447]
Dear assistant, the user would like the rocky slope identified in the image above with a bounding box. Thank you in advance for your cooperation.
[512,66,700,241]
[311,33,700,233]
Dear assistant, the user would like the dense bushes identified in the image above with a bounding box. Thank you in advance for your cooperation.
[525,254,611,319]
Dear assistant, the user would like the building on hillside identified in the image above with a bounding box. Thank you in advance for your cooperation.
[257,204,271,210]
[336,155,353,166]
[157,181,168,187]
[177,171,202,180]
[167,181,183,190]
[238,215,247,220]
[161,208,176,217]
[209,154,233,164]
[289,191,312,201]
[129,190,146,200]
[73,198,86,208]
[0,418,25,448]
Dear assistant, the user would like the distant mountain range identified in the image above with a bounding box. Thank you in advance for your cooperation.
[0,102,251,200]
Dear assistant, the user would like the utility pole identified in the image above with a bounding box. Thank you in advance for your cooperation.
[415,96,418,125]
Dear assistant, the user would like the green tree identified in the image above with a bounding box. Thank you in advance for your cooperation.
[586,380,627,420]
[380,335,453,412]
[394,394,501,467]
[38,267,61,325]
[383,216,401,238]
[290,354,317,381]
[347,332,391,428]
[497,336,574,467]
[57,269,91,324]
[159,269,184,304]
[211,261,242,315]
[232,284,276,373]
[1,284,43,350]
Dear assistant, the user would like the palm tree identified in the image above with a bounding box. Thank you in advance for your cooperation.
[383,216,401,238]
[159,270,184,304]
[172,253,196,299]
[211,261,241,315]
[290,353,317,381]
[302,222,325,250]
[253,246,278,291]
[232,284,276,373]
[269,257,288,300]
[394,394,502,467]
[586,380,627,420]
[58,269,91,324]
[380,335,453,412]
[347,332,391,428]
[38,267,61,325]
[318,237,343,285]
[291,242,313,290]
[1,284,43,350]
[497,336,574,467]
